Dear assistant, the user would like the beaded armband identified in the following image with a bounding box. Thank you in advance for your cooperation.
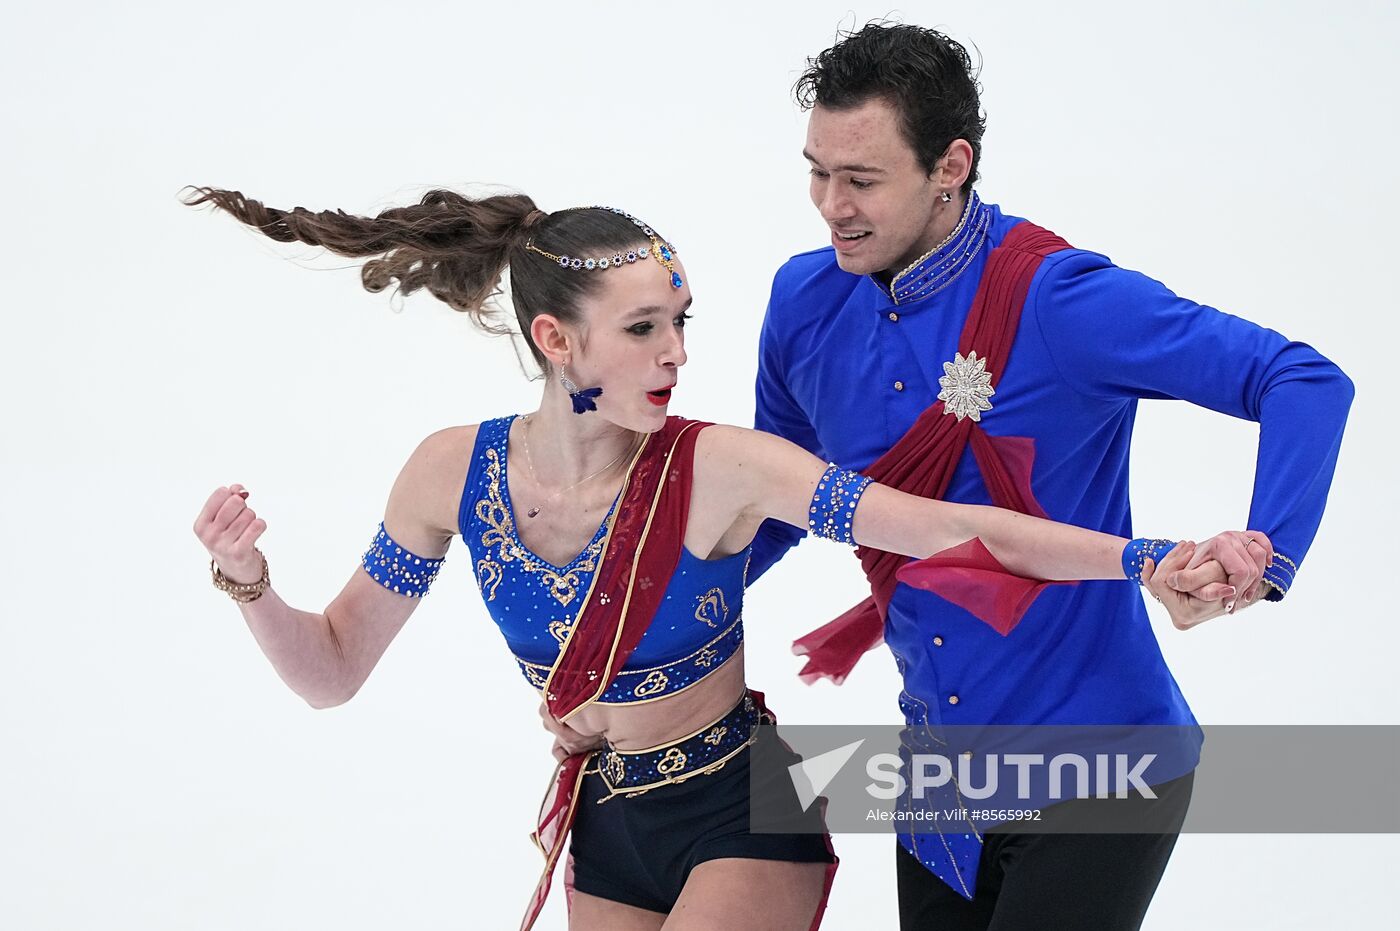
[808,464,873,546]
[1122,538,1178,584]
[361,521,446,598]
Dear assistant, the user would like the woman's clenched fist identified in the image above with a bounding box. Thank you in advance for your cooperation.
[194,483,267,584]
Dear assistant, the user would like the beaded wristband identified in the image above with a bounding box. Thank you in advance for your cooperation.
[211,547,269,603]
[361,521,446,598]
[1122,538,1178,584]
[808,464,873,546]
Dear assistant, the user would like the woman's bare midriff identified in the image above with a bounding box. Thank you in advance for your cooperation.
[563,644,749,751]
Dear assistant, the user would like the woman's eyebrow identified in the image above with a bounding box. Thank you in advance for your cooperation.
[625,297,693,319]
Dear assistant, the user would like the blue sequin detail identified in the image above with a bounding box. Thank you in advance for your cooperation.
[459,416,749,698]
[360,522,446,598]
[888,192,991,306]
[1122,538,1178,584]
[808,464,872,545]
[595,692,762,793]
[521,613,744,703]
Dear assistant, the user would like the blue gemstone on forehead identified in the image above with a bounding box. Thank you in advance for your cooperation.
[570,258,583,269]
[585,258,597,269]
[659,245,672,261]
[598,258,610,268]
[613,254,623,265]
[626,252,638,263]
[670,271,683,289]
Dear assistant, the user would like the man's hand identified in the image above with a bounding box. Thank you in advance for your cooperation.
[538,701,606,762]
[1165,530,1274,613]
[1163,555,1235,603]
[1143,541,1236,630]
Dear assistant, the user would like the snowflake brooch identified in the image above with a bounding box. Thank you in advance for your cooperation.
[937,351,995,422]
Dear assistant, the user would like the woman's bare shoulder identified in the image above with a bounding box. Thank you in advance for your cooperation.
[693,422,803,468]
[690,423,788,496]
[385,424,482,546]
[412,423,481,466]
[690,421,829,531]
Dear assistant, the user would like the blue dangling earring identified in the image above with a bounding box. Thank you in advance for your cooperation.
[560,366,603,414]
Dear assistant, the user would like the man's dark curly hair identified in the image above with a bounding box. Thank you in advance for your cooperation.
[795,22,986,197]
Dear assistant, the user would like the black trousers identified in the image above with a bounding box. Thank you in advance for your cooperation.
[896,770,1194,931]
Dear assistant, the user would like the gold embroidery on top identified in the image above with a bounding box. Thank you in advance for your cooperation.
[694,587,728,628]
[515,615,743,703]
[633,670,670,697]
[474,444,605,608]
[548,620,572,645]
[523,665,547,688]
[476,558,503,602]
[657,747,688,776]
[703,726,727,746]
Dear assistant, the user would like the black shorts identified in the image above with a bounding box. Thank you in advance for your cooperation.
[569,699,836,914]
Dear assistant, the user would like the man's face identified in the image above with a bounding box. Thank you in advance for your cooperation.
[804,97,943,278]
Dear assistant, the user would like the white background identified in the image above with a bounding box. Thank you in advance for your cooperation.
[3,1,1395,928]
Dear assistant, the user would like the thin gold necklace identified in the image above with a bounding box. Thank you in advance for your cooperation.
[517,414,639,519]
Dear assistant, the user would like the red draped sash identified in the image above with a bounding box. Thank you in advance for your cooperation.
[544,417,710,721]
[792,222,1075,685]
[522,416,710,929]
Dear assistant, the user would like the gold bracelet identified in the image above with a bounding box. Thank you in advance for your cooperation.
[210,548,269,603]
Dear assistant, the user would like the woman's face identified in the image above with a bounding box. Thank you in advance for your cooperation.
[566,255,692,434]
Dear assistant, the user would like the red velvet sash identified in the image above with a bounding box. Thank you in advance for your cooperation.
[792,222,1074,686]
[522,416,710,929]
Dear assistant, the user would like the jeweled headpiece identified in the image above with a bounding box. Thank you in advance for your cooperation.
[524,206,683,289]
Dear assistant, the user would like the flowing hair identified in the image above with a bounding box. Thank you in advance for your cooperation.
[181,186,664,372]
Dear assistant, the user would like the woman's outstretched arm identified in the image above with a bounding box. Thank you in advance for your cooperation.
[192,426,472,707]
[703,425,1255,595]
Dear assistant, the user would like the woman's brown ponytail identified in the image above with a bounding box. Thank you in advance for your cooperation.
[183,186,666,373]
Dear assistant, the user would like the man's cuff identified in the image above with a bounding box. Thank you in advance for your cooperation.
[1260,551,1298,601]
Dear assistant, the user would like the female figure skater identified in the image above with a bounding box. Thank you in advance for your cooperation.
[186,188,1245,930]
